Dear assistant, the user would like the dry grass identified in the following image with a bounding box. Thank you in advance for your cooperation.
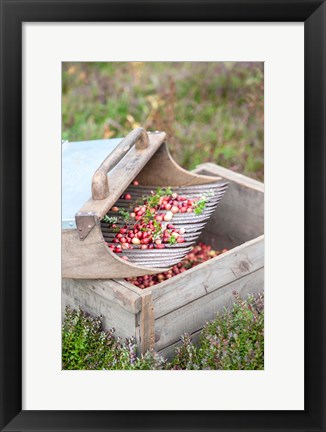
[62,62,264,180]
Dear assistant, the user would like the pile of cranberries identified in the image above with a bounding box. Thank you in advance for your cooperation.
[107,221,186,257]
[106,181,201,257]
[125,243,228,289]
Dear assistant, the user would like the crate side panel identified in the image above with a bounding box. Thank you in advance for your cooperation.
[154,267,264,352]
[63,278,142,314]
[62,279,137,340]
[195,164,264,250]
[152,236,264,318]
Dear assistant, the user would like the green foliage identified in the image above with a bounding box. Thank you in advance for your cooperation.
[118,208,131,223]
[171,292,264,370]
[193,196,208,215]
[62,293,264,370]
[193,191,214,215]
[101,215,118,224]
[151,219,164,241]
[62,62,264,181]
[168,235,177,245]
[156,186,172,197]
[62,307,166,370]
[144,187,173,210]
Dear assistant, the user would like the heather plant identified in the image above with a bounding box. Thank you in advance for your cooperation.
[170,334,201,370]
[171,292,264,370]
[62,292,264,370]
[62,307,166,370]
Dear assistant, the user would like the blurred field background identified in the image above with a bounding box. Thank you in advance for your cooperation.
[62,62,264,181]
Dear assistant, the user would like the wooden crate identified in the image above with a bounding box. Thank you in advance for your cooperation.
[62,162,264,359]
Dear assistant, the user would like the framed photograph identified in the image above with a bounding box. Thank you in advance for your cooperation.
[1,1,325,431]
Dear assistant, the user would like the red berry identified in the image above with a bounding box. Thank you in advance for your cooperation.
[155,244,165,249]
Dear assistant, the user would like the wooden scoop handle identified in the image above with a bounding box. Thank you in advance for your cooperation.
[91,128,149,200]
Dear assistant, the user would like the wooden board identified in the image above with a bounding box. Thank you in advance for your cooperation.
[62,225,164,279]
[62,279,138,340]
[78,132,166,219]
[195,163,264,249]
[136,142,221,186]
[194,162,264,192]
[62,278,142,314]
[139,292,155,354]
[154,267,264,352]
[151,236,264,318]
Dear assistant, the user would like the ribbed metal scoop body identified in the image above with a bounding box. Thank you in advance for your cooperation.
[101,181,228,268]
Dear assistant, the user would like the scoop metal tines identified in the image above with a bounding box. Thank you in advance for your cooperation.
[101,181,228,268]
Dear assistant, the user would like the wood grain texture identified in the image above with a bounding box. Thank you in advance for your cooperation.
[113,278,145,296]
[62,225,165,279]
[140,292,155,354]
[194,163,264,249]
[136,142,222,186]
[151,236,264,318]
[62,279,137,340]
[194,162,264,192]
[92,128,150,200]
[154,267,264,351]
[78,132,166,219]
[62,278,142,314]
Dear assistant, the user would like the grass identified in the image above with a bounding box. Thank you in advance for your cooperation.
[62,62,264,181]
[62,292,264,370]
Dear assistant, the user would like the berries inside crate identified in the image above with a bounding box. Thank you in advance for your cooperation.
[62,160,264,359]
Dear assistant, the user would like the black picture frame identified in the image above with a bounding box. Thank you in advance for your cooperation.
[1,1,325,431]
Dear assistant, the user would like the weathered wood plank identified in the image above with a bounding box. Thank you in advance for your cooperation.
[62,279,137,340]
[113,278,145,296]
[140,292,155,354]
[151,236,264,318]
[194,163,264,249]
[137,142,222,186]
[194,162,264,192]
[78,132,166,218]
[154,267,264,352]
[62,278,142,314]
[62,225,164,279]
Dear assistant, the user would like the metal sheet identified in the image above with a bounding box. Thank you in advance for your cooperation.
[62,138,122,229]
